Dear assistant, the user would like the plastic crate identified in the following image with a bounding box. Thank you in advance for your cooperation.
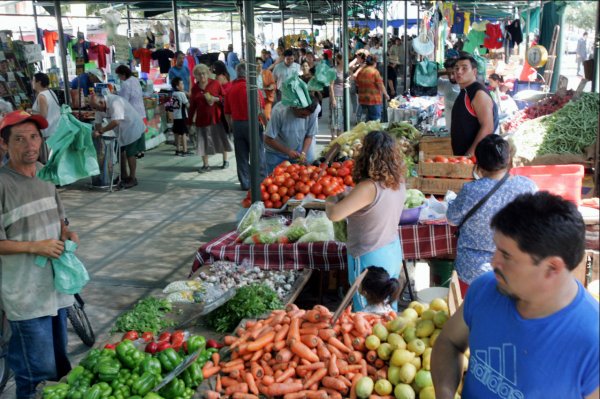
[511,164,584,204]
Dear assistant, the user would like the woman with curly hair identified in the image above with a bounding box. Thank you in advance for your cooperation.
[326,130,406,311]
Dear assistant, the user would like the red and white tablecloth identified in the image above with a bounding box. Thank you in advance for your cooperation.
[191,224,458,274]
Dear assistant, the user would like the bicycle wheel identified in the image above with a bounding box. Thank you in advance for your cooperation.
[67,302,95,347]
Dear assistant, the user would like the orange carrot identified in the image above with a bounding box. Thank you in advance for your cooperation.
[290,341,320,363]
[276,348,293,363]
[205,390,221,399]
[232,394,259,399]
[250,324,273,341]
[313,304,331,316]
[338,375,352,387]
[301,322,330,330]
[326,343,344,358]
[287,317,301,344]
[276,368,296,383]
[245,372,259,395]
[250,349,263,362]
[223,358,244,368]
[299,327,319,336]
[221,376,241,387]
[224,335,237,345]
[284,391,328,399]
[242,353,253,362]
[368,395,394,399]
[352,313,369,336]
[275,323,290,342]
[322,376,348,393]
[260,360,273,376]
[225,382,249,395]
[221,363,245,374]
[262,375,275,386]
[300,334,319,348]
[264,382,304,396]
[328,336,351,353]
[245,320,258,329]
[359,359,368,376]
[273,340,286,351]
[302,368,327,389]
[246,331,275,352]
[349,373,363,399]
[365,350,378,363]
[342,332,353,348]
[236,327,246,337]
[373,358,385,369]
[328,354,339,377]
[229,369,242,381]
[262,352,272,362]
[316,342,331,359]
[352,337,365,351]
[318,329,336,341]
[322,387,343,399]
[202,366,221,379]
[348,351,363,364]
[216,374,222,393]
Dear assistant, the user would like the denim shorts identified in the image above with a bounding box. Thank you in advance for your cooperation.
[363,104,383,122]
[8,308,71,399]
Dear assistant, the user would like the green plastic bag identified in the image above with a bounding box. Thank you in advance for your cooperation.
[472,51,487,83]
[414,59,438,88]
[307,63,337,92]
[38,105,100,185]
[35,240,90,295]
[280,75,311,108]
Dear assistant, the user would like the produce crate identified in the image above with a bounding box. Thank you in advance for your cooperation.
[415,152,474,195]
[511,164,584,204]
[413,177,471,196]
[419,136,453,157]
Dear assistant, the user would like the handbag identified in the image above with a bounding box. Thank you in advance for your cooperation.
[454,172,509,238]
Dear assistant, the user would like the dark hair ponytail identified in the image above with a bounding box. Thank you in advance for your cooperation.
[361,266,401,305]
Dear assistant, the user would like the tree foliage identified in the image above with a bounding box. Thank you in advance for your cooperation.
[565,1,597,32]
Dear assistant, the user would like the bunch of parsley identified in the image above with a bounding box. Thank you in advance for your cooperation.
[206,284,283,333]
[111,296,175,334]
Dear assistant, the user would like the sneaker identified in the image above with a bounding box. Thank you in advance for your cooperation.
[222,161,230,169]
[198,165,211,173]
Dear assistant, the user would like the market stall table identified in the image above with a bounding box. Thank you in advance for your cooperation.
[191,223,458,274]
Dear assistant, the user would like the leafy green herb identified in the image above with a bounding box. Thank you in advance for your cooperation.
[111,296,175,334]
[206,284,283,333]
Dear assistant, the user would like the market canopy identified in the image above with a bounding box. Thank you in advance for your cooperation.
[452,0,543,19]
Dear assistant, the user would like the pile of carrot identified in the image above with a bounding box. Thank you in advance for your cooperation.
[200,304,397,399]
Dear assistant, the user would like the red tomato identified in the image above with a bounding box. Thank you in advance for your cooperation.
[278,236,290,244]
[261,191,270,201]
[337,167,350,177]
[295,182,305,192]
[274,175,286,185]
[344,175,354,186]
[268,184,279,194]
[323,186,333,196]
[342,159,355,169]
[123,331,139,341]
[301,175,310,183]
[141,332,154,343]
[104,343,116,350]
[327,167,338,176]
[270,192,281,202]
[278,186,288,196]
[464,159,474,164]
[273,166,285,175]
[286,165,296,173]
[284,178,295,188]
[424,159,434,163]
[317,194,327,200]
[273,200,283,209]
[171,330,185,342]
[282,195,290,203]
[331,162,342,168]
[433,155,448,163]
[288,188,296,196]
[470,156,477,163]
[280,160,292,168]
[300,185,310,194]
[295,193,305,200]
[158,332,171,342]
[145,341,159,354]
[242,198,251,208]
[265,200,274,208]
[306,166,315,174]
[283,172,291,179]
[311,183,323,195]
[264,177,273,186]
[291,173,300,181]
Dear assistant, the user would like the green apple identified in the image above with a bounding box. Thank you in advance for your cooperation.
[414,370,433,390]
[386,316,409,333]
[402,326,417,343]
[388,365,402,385]
[390,348,415,367]
[399,362,417,384]
[365,334,381,350]
[355,376,374,398]
[377,342,393,360]
[401,308,419,322]
[420,386,436,399]
[421,309,436,321]
[408,301,428,316]
[373,323,389,341]
[407,338,426,356]
[394,383,415,399]
[433,310,449,328]
[374,379,393,396]
[416,319,435,338]
[387,333,406,350]
[429,297,449,313]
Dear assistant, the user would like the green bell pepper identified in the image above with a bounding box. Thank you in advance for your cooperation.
[116,339,145,370]
[139,357,162,375]
[157,348,182,372]
[66,366,86,385]
[186,335,206,353]
[43,383,70,399]
[158,378,185,399]
[132,371,160,396]
[80,349,102,371]
[97,358,122,382]
[143,394,164,399]
[181,362,203,388]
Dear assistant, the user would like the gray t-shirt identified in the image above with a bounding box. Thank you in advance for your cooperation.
[272,62,301,90]
[265,102,320,162]
[95,94,146,147]
[0,164,73,321]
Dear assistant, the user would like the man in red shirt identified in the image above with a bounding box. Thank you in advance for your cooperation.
[224,63,266,191]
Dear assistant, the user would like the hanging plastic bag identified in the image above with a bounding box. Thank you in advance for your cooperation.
[280,75,311,108]
[38,105,100,185]
[414,59,438,88]
[35,240,89,295]
[472,50,488,83]
[307,63,337,92]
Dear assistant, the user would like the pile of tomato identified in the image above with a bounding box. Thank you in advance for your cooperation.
[423,155,476,164]
[242,160,355,208]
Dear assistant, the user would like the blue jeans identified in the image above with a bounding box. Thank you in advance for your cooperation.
[363,104,383,122]
[9,308,71,399]
[347,238,402,311]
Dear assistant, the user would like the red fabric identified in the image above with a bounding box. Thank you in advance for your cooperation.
[89,44,110,69]
[133,48,152,73]
[484,24,503,49]
[185,55,196,87]
[459,279,470,297]
[43,31,58,53]
[191,224,458,274]
[224,78,265,121]
[188,79,224,127]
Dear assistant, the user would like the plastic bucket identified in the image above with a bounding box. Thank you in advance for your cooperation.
[511,164,584,204]
[429,260,454,288]
[417,287,449,304]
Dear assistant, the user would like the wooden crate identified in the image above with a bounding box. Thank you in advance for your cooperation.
[417,177,471,195]
[419,136,453,157]
[418,160,474,179]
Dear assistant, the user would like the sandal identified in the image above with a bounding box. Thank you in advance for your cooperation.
[122,178,138,189]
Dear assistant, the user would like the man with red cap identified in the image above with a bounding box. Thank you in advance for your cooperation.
[0,110,79,398]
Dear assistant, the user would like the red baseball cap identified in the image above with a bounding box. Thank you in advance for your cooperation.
[0,110,48,132]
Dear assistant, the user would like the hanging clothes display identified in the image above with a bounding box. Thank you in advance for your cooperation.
[36,28,45,51]
[89,44,110,69]
[133,48,153,73]
[463,12,471,35]
[43,30,58,53]
[451,12,466,35]
[462,30,487,54]
[129,33,145,50]
[484,23,503,49]
[72,40,90,63]
[152,48,175,74]
[179,14,191,42]
[441,3,454,28]
[506,20,523,46]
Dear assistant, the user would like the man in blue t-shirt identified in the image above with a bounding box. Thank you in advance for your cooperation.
[69,69,104,109]
[431,192,599,399]
[168,51,190,93]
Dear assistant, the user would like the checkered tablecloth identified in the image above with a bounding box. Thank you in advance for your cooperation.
[191,224,458,274]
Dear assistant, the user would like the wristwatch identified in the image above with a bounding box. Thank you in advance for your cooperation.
[63,218,70,226]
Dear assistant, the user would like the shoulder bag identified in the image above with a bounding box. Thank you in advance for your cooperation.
[454,172,509,238]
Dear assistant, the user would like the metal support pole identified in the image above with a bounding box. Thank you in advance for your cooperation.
[417,6,420,35]
[230,12,234,46]
[382,0,388,122]
[33,1,40,45]
[594,1,600,93]
[238,1,245,59]
[54,0,70,106]
[525,8,531,56]
[280,0,285,45]
[342,0,350,132]
[126,4,131,37]
[172,0,179,51]
[403,0,408,93]
[244,1,260,203]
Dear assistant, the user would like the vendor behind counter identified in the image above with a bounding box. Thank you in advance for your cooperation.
[70,69,105,109]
